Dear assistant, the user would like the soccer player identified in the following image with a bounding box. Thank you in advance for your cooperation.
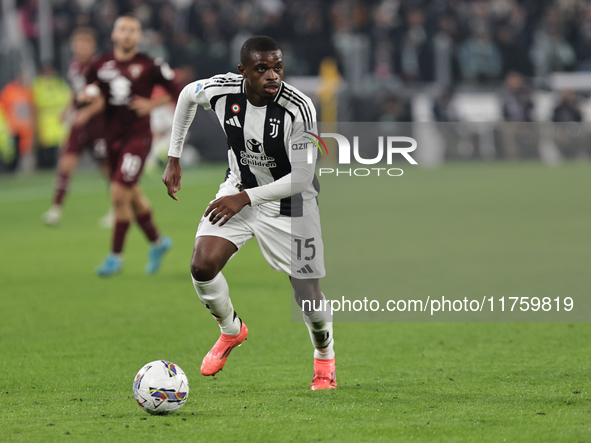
[162,36,336,390]
[84,16,180,276]
[42,27,108,226]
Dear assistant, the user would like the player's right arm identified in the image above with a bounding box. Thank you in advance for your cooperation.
[72,84,104,127]
[72,59,105,127]
[163,77,220,200]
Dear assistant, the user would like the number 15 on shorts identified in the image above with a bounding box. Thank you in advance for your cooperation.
[294,237,316,261]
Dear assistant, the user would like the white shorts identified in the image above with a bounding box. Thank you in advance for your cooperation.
[196,181,326,279]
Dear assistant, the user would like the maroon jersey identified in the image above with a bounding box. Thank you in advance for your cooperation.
[67,57,97,96]
[65,55,106,157]
[86,52,180,139]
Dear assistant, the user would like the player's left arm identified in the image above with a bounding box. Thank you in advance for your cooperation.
[204,158,315,227]
[154,58,182,101]
[241,105,318,207]
[130,59,180,117]
[72,84,105,127]
[129,93,172,117]
[206,118,317,227]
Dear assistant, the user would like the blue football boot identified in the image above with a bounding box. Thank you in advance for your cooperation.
[96,254,123,277]
[145,236,173,275]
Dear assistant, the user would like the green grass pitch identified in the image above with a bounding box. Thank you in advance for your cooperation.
[0,162,590,442]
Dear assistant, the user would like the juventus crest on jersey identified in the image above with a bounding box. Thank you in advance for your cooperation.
[189,73,320,217]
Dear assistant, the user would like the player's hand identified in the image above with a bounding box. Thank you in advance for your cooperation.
[72,108,92,127]
[162,156,182,201]
[204,192,251,226]
[77,92,89,104]
[76,83,100,105]
[129,95,154,117]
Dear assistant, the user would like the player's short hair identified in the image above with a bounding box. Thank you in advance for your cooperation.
[71,26,97,42]
[240,36,282,66]
[114,15,142,29]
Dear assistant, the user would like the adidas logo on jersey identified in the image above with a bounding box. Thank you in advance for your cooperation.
[296,264,314,274]
[226,116,241,128]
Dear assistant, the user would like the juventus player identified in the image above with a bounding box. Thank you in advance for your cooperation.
[83,16,180,276]
[162,36,336,390]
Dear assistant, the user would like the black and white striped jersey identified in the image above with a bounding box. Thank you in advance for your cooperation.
[169,72,319,217]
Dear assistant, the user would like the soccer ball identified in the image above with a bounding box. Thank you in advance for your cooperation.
[133,360,189,415]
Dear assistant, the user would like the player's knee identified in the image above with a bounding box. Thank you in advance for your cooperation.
[111,194,126,209]
[190,256,220,282]
[292,278,322,301]
[59,156,75,174]
[110,183,130,209]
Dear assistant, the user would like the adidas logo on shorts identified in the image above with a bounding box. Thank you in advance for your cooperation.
[296,264,314,274]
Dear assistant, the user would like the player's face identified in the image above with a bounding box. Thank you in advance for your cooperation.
[71,34,96,62]
[112,18,142,52]
[240,50,284,104]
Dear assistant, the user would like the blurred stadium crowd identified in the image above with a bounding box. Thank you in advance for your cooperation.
[12,0,591,81]
[1,0,591,172]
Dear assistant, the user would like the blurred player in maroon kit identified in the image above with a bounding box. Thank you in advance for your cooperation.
[81,16,181,276]
[42,27,108,226]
